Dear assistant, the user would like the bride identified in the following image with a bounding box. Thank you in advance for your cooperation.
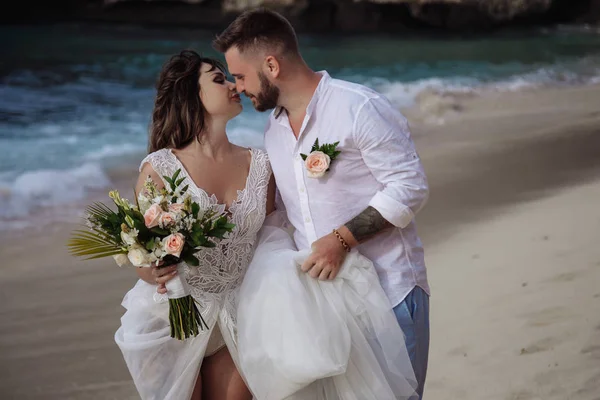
[115,50,417,400]
[114,50,273,400]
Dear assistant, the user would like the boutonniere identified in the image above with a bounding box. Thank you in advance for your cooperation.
[300,139,341,179]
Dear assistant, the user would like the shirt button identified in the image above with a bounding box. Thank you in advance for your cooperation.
[305,217,311,223]
[299,187,305,193]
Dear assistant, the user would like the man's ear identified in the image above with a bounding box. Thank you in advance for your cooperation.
[264,55,280,79]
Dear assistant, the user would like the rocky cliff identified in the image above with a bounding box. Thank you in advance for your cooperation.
[3,0,599,32]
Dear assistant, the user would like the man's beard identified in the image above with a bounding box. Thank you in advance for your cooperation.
[251,72,280,112]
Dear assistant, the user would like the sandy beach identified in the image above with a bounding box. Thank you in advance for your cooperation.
[1,83,599,399]
[407,84,600,399]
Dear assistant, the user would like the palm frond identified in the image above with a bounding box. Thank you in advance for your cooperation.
[67,229,122,259]
[86,201,117,219]
[69,248,124,259]
[134,186,141,210]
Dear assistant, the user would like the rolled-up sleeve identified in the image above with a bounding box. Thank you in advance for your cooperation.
[353,97,429,229]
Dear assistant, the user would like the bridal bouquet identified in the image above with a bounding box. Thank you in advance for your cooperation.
[68,169,235,340]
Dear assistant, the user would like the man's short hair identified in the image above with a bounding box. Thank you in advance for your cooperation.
[213,8,299,57]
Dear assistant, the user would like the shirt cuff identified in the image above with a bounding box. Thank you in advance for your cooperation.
[368,190,415,229]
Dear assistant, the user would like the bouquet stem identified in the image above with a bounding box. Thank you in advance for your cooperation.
[164,263,209,340]
[168,296,209,340]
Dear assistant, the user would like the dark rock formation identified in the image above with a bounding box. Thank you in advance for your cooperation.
[1,0,598,32]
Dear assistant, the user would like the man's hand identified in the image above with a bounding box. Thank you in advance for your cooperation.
[301,232,348,280]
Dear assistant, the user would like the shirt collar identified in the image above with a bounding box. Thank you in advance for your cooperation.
[273,70,330,122]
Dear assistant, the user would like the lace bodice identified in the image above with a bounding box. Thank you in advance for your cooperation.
[139,148,271,300]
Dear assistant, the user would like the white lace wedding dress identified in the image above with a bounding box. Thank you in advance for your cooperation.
[114,147,271,400]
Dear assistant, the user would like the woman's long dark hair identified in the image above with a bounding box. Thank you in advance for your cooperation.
[149,50,226,153]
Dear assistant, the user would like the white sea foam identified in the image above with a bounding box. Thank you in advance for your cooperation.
[0,163,111,221]
[83,143,145,161]
[376,61,600,111]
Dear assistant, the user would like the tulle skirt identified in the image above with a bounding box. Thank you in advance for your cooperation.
[114,280,236,400]
[237,225,418,400]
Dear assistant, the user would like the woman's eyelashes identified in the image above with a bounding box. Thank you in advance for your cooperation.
[213,74,226,84]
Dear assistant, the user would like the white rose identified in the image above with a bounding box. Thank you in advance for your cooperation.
[112,253,129,267]
[120,229,138,245]
[304,151,331,178]
[127,245,151,267]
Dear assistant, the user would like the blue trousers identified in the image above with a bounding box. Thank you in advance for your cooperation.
[393,286,430,399]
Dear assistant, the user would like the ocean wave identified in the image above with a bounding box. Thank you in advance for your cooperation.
[376,58,600,110]
[0,74,154,124]
[0,163,111,220]
[83,143,145,161]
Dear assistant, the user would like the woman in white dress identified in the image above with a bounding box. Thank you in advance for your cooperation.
[114,50,276,400]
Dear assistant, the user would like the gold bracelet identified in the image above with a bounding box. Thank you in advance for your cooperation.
[332,229,351,253]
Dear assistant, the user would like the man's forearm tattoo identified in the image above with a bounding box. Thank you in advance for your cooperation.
[345,206,391,243]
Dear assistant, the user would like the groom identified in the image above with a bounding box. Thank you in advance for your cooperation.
[214,8,431,398]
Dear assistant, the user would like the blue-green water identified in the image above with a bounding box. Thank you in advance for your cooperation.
[1,23,599,222]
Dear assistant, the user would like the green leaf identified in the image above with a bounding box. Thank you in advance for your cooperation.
[223,223,236,231]
[171,168,181,183]
[207,217,235,239]
[190,230,207,246]
[208,229,228,239]
[182,252,199,266]
[311,138,320,152]
[175,177,186,187]
[192,232,215,247]
[300,153,308,161]
[130,209,145,221]
[163,175,174,187]
[150,227,170,236]
[191,203,200,217]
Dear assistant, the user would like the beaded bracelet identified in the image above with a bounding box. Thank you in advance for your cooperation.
[332,229,351,253]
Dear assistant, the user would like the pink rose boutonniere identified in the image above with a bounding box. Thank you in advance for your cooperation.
[300,139,341,179]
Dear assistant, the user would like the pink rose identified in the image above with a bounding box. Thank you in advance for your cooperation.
[168,203,185,213]
[163,233,185,258]
[305,151,331,178]
[144,203,163,228]
[159,212,176,228]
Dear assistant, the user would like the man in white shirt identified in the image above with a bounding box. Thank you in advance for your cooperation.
[214,8,430,398]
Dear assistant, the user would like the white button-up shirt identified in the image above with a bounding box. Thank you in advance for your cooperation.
[264,71,430,307]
